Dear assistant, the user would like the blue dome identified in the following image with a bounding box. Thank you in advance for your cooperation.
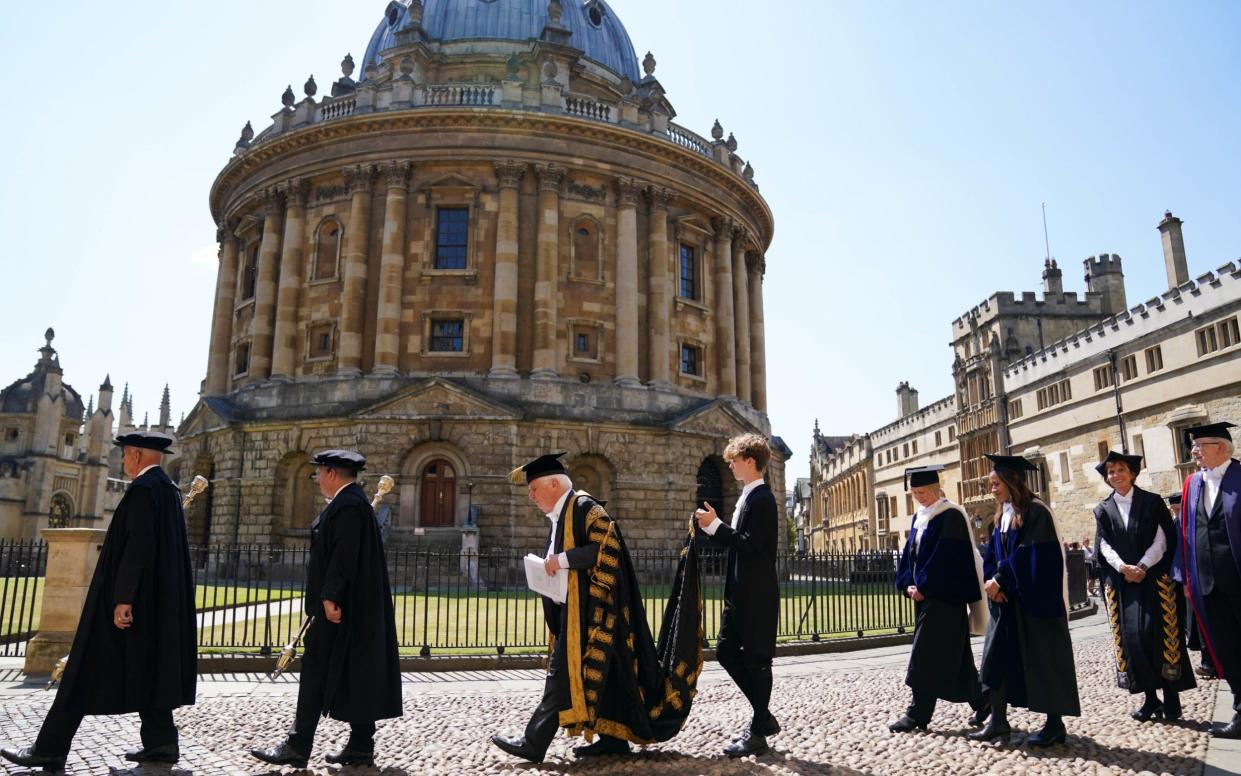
[362,0,641,82]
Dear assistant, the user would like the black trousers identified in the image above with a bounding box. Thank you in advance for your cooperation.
[34,708,176,757]
[716,614,774,730]
[287,626,376,754]
[1203,590,1241,714]
[523,630,569,756]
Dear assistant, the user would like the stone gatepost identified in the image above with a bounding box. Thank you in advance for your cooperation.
[24,528,106,675]
[460,526,480,585]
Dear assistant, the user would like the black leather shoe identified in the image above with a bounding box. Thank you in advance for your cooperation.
[1213,717,1241,740]
[888,715,927,733]
[1196,663,1218,679]
[325,747,375,766]
[1027,720,1067,747]
[249,741,309,768]
[1,747,66,771]
[966,722,1012,743]
[1132,698,1164,722]
[125,743,179,763]
[723,732,768,758]
[969,704,991,727]
[572,736,631,758]
[490,734,544,764]
[732,715,781,741]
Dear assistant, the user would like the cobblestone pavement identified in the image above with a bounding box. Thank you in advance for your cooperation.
[0,614,1225,775]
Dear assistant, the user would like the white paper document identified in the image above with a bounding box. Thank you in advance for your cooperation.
[524,553,569,604]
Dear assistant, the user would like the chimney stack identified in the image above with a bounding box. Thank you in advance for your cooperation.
[1158,211,1189,288]
[1042,259,1063,296]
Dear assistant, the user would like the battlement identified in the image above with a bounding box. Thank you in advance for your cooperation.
[1083,253,1124,275]
[870,394,957,445]
[953,290,1106,333]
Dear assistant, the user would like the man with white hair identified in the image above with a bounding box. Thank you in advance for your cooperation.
[1174,421,1241,739]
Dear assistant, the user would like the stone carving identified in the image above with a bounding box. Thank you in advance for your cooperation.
[711,119,724,141]
[643,52,657,77]
[542,59,559,82]
[341,54,355,79]
[281,178,311,207]
[304,75,318,98]
[614,177,641,207]
[548,0,563,24]
[398,56,416,80]
[282,85,295,108]
[567,180,607,202]
[646,186,675,211]
[726,133,738,153]
[506,53,521,79]
[619,75,634,96]
[494,160,527,189]
[342,164,378,194]
[535,163,566,192]
[313,184,349,203]
[385,160,413,189]
[238,121,254,144]
[743,162,755,181]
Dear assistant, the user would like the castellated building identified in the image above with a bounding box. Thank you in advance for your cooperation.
[809,212,1241,553]
[176,0,784,552]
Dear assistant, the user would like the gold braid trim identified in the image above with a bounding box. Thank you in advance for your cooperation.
[559,494,588,727]
[1105,581,1128,675]
[1157,574,1183,668]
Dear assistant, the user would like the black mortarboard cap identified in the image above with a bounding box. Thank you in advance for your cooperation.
[509,452,568,485]
[113,430,175,455]
[985,454,1038,474]
[1094,451,1143,481]
[1185,421,1235,443]
[311,450,367,471]
[1166,493,1183,507]
[904,465,945,490]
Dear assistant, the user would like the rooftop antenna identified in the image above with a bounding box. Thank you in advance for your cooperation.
[1041,202,1052,263]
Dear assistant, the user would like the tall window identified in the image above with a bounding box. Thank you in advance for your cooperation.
[680,344,702,377]
[241,242,260,300]
[1219,316,1240,349]
[1145,345,1164,372]
[1093,365,1113,392]
[1119,354,1139,382]
[429,320,465,352]
[572,220,600,279]
[234,342,251,376]
[419,460,456,527]
[1197,323,1220,357]
[1009,399,1024,419]
[434,207,469,269]
[679,244,698,300]
[313,220,342,280]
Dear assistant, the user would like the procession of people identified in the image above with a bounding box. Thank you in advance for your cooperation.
[4,424,1240,771]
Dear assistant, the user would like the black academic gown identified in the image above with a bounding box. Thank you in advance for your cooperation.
[699,483,780,657]
[895,501,983,703]
[303,482,401,723]
[1094,487,1195,694]
[49,466,196,716]
[981,500,1081,716]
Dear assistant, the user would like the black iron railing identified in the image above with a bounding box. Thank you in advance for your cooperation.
[0,540,47,656]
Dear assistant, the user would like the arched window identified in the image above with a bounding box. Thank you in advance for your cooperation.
[571,218,600,280]
[313,220,342,280]
[696,458,724,517]
[49,492,74,528]
[420,459,456,527]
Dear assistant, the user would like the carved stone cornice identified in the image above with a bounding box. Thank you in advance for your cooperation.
[384,160,413,190]
[646,186,674,211]
[342,164,378,195]
[534,163,566,193]
[494,159,527,189]
[614,177,641,208]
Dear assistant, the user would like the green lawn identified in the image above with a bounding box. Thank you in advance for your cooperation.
[0,577,43,637]
[196,584,301,612]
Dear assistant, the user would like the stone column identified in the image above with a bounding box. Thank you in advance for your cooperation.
[249,188,284,379]
[749,253,768,412]
[712,216,737,398]
[337,164,377,375]
[271,179,309,379]
[490,160,525,378]
[374,161,412,374]
[732,228,752,403]
[24,528,106,674]
[205,219,240,395]
[646,187,674,387]
[531,163,565,380]
[614,177,641,387]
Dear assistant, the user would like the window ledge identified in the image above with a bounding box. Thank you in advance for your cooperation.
[567,275,606,287]
[307,276,340,287]
[423,350,471,358]
[675,297,709,314]
[421,269,479,285]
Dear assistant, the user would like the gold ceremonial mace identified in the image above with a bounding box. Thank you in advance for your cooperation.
[47,475,211,689]
[267,474,395,681]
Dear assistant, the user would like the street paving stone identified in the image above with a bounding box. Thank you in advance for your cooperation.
[0,630,1220,775]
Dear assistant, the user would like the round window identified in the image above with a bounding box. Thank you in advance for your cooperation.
[587,5,603,27]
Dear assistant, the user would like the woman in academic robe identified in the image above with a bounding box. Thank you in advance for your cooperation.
[971,454,1080,747]
[1094,451,1195,721]
[888,465,990,733]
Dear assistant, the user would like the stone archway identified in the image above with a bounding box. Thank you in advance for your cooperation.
[48,492,74,528]
[274,451,318,545]
[569,453,614,505]
[187,453,215,545]
[400,443,472,531]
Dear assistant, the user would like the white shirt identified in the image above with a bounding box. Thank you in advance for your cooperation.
[1204,459,1232,514]
[703,478,765,536]
[136,464,160,479]
[1098,489,1167,573]
[912,498,945,551]
[1000,502,1015,533]
[545,489,571,569]
[326,480,352,503]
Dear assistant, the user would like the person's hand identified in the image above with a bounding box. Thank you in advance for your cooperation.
[907,586,925,602]
[113,604,133,630]
[1121,564,1144,583]
[694,502,718,530]
[984,578,1007,603]
[544,555,562,575]
[323,599,342,624]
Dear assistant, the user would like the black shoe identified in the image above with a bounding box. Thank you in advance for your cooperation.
[249,741,309,768]
[1196,664,1218,679]
[888,715,927,733]
[1213,717,1241,740]
[1,747,66,771]
[969,704,991,727]
[1027,721,1067,747]
[325,746,375,766]
[572,736,631,758]
[125,743,179,763]
[490,734,544,764]
[1132,698,1164,722]
[1163,694,1182,722]
[732,715,781,741]
[966,722,1012,743]
[723,732,768,758]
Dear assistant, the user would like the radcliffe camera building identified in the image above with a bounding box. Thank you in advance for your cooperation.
[176,0,784,551]
[807,212,1241,553]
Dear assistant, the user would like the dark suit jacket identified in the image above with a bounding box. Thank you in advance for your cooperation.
[701,482,780,655]
[541,490,601,636]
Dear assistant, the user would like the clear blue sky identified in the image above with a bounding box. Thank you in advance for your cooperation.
[1,1,1239,485]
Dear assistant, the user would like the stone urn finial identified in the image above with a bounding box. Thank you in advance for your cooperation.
[506,52,521,78]
[643,51,656,77]
[409,0,424,25]
[711,119,724,141]
[304,75,318,98]
[45,328,55,347]
[548,0,563,24]
[743,162,755,181]
[341,53,355,78]
[239,121,254,143]
[726,132,738,152]
[282,85,295,107]
[543,59,559,81]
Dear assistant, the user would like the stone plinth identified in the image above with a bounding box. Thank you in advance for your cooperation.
[24,527,105,675]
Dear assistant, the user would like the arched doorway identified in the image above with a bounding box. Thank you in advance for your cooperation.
[48,492,74,528]
[275,452,319,545]
[420,459,456,527]
[696,458,725,516]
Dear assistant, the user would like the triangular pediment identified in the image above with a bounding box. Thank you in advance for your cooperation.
[422,172,478,192]
[178,398,234,438]
[356,378,520,420]
[668,400,758,439]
